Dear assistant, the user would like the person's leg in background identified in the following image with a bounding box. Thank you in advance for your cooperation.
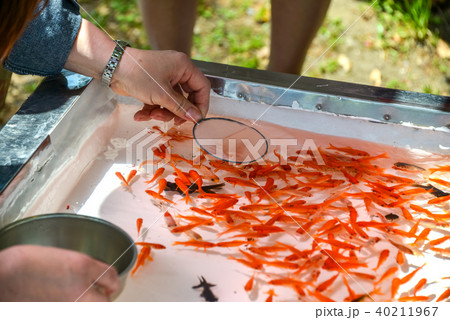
[138,0,198,55]
[268,0,331,74]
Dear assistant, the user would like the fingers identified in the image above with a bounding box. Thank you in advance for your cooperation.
[134,104,185,125]
[134,104,159,121]
[160,87,203,123]
[179,61,210,118]
[77,288,111,302]
[88,260,120,299]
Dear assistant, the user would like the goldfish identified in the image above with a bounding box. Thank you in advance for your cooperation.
[396,251,405,265]
[315,237,359,251]
[342,277,358,302]
[340,169,358,184]
[399,206,414,220]
[412,228,431,245]
[316,274,339,292]
[115,172,132,191]
[296,218,322,235]
[322,257,368,271]
[135,242,166,249]
[373,249,389,271]
[391,277,401,299]
[239,203,279,212]
[375,266,398,285]
[263,259,299,270]
[145,189,175,204]
[409,204,433,216]
[244,191,253,203]
[399,263,426,285]
[350,272,376,281]
[126,169,137,184]
[346,202,369,239]
[327,144,370,157]
[265,289,277,302]
[216,222,252,237]
[228,256,263,270]
[158,178,167,195]
[393,162,425,172]
[144,167,165,184]
[251,225,284,234]
[429,178,450,189]
[209,160,247,178]
[192,276,218,302]
[407,219,422,237]
[429,247,450,256]
[388,240,414,255]
[198,193,240,200]
[224,177,259,188]
[176,214,214,225]
[428,166,450,174]
[209,198,239,215]
[268,277,310,289]
[216,240,253,248]
[436,288,450,302]
[428,235,450,246]
[413,278,427,296]
[131,246,151,276]
[164,211,177,228]
[428,194,450,205]
[244,273,256,292]
[136,218,143,236]
[196,164,220,183]
[173,240,216,250]
[189,170,204,193]
[171,219,212,234]
[248,245,287,257]
[190,207,215,217]
[398,295,431,302]
[170,163,191,185]
[307,289,335,302]
[175,178,191,204]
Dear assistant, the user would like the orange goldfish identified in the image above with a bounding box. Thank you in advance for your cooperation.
[136,218,143,236]
[144,167,165,184]
[145,189,175,204]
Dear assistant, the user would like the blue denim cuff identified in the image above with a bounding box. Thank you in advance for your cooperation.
[3,0,81,76]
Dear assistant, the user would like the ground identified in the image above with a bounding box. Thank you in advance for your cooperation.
[1,0,449,126]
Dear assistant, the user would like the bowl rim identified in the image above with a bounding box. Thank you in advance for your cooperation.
[0,213,137,276]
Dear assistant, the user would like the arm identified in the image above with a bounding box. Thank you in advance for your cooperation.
[64,19,210,123]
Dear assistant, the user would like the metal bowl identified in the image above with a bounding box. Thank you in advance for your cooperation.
[0,213,137,299]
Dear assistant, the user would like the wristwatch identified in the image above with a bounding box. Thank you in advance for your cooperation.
[101,40,130,87]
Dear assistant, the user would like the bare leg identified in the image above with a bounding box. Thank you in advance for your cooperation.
[138,0,198,55]
[268,0,331,74]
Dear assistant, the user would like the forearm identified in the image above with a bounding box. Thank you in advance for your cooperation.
[64,19,115,80]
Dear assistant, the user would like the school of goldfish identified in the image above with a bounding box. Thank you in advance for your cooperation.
[116,125,450,302]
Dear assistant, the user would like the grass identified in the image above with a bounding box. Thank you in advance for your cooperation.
[422,84,440,95]
[373,0,441,42]
[385,79,408,90]
[320,58,340,74]
[319,17,345,49]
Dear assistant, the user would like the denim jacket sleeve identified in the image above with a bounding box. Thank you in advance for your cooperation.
[2,0,82,76]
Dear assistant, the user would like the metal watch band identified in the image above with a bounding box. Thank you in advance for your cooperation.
[101,40,130,87]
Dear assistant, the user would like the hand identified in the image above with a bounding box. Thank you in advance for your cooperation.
[112,49,210,124]
[65,19,210,124]
[0,245,119,302]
